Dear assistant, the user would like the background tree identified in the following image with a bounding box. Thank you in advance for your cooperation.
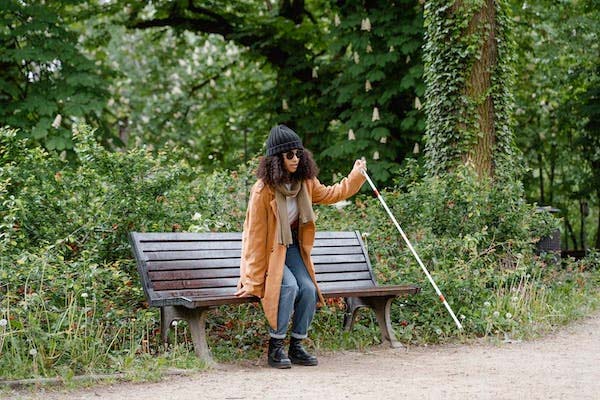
[423,0,518,179]
[99,0,425,183]
[0,1,112,151]
[511,0,599,251]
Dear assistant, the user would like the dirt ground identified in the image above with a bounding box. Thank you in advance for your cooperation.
[7,312,600,400]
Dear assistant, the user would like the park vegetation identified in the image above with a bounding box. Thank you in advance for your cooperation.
[1,0,598,383]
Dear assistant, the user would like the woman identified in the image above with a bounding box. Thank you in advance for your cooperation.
[235,124,367,368]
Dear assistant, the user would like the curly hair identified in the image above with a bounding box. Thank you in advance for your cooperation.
[256,148,319,188]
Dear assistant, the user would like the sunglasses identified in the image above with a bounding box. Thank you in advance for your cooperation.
[284,149,304,160]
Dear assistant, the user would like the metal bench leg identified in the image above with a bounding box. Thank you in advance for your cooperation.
[184,307,215,365]
[160,306,215,365]
[343,297,368,331]
[364,296,403,348]
[160,306,180,347]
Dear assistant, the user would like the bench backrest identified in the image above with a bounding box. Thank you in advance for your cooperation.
[129,231,378,305]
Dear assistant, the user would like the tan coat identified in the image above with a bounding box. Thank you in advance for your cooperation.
[238,168,366,329]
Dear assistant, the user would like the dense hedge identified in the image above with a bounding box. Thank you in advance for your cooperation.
[1,126,598,380]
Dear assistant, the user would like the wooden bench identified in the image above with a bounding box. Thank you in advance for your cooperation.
[129,230,420,363]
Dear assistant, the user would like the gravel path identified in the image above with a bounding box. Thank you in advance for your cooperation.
[7,313,600,400]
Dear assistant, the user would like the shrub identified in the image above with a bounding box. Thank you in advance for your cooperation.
[1,126,597,380]
[0,125,249,378]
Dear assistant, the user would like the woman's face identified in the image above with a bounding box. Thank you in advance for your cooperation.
[282,148,303,174]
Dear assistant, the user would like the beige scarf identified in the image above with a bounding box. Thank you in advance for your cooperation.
[274,181,315,246]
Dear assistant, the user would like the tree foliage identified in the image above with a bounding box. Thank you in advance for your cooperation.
[511,0,599,249]
[0,1,111,150]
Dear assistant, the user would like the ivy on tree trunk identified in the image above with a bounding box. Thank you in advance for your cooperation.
[423,0,518,180]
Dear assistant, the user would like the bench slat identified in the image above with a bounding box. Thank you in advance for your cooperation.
[149,268,240,281]
[147,255,367,271]
[141,238,362,252]
[152,273,374,290]
[322,285,421,298]
[313,238,359,247]
[138,232,242,241]
[154,287,242,298]
[146,249,242,261]
[316,280,376,291]
[311,246,363,255]
[315,271,372,282]
[140,241,242,252]
[137,231,358,242]
[314,263,369,273]
[153,277,239,291]
[312,254,365,264]
[147,258,241,271]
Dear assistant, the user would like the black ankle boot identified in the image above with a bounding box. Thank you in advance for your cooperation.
[268,337,292,369]
[289,337,318,366]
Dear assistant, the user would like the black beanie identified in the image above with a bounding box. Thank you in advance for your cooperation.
[266,124,303,156]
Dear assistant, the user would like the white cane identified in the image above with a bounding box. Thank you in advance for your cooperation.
[360,169,463,330]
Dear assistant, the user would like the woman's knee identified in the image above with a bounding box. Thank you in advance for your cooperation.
[280,282,299,300]
[297,282,317,303]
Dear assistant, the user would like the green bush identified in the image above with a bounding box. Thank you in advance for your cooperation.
[0,125,249,379]
[1,126,598,381]
[317,163,597,342]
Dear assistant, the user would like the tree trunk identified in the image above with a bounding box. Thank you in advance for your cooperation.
[538,152,545,204]
[565,215,578,250]
[596,193,600,249]
[580,200,588,251]
[462,0,497,178]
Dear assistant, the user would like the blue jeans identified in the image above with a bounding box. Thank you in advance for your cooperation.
[269,244,317,339]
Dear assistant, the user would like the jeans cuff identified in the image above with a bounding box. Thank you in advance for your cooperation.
[291,332,308,339]
[269,332,287,339]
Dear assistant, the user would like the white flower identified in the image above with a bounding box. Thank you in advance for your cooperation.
[347,129,356,140]
[413,142,420,154]
[511,296,519,303]
[414,97,422,110]
[282,99,289,110]
[209,79,216,88]
[379,136,387,144]
[361,17,371,31]
[493,311,500,318]
[371,107,380,121]
[334,14,341,27]
[29,348,38,356]
[51,114,62,129]
[435,328,442,335]
[366,44,373,53]
[192,212,202,221]
[460,314,466,320]
[389,45,395,52]
[365,80,372,92]
[406,55,411,64]
[171,321,178,327]
[353,52,360,64]
[81,292,88,299]
[172,85,183,96]
[312,67,318,78]
[372,151,379,160]
[0,318,7,327]
[505,313,512,319]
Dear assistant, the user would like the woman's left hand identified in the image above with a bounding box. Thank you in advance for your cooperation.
[352,158,367,174]
[234,287,253,297]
